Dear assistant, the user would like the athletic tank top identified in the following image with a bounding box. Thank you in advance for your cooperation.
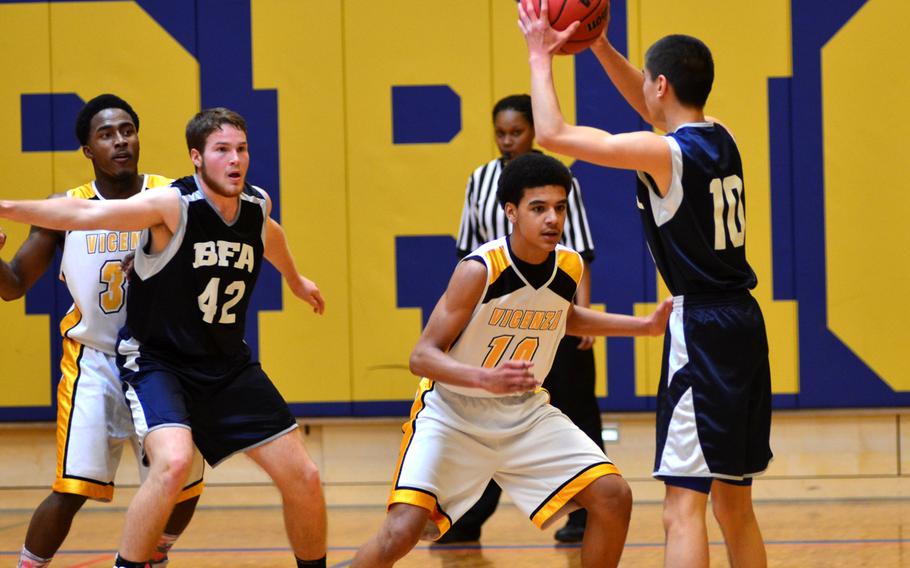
[636,122,757,295]
[442,236,582,398]
[124,175,266,370]
[59,174,172,354]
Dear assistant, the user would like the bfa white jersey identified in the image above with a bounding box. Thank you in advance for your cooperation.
[59,174,173,354]
[443,237,583,398]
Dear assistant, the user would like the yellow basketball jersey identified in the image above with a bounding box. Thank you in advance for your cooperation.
[58,174,173,354]
[442,237,584,398]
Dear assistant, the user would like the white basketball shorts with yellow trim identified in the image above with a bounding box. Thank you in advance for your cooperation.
[54,338,205,501]
[389,378,620,540]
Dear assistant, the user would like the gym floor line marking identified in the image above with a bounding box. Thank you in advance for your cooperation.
[1,537,909,558]
[67,554,114,568]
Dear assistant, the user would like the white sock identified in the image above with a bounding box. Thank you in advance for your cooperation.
[18,546,52,568]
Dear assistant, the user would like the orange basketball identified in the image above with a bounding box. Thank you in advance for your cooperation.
[534,0,609,55]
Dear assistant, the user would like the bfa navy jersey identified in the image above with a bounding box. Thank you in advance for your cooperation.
[123,175,266,369]
[636,123,757,295]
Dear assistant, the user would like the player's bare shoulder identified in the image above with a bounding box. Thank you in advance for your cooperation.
[441,256,488,308]
[452,256,488,289]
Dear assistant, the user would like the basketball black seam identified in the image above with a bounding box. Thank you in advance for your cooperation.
[580,0,603,24]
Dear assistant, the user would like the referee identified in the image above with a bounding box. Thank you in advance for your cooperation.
[444,94,603,544]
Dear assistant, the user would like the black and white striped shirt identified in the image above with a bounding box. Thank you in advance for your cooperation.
[456,156,596,261]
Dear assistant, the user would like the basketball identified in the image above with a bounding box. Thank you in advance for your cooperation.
[534,0,609,55]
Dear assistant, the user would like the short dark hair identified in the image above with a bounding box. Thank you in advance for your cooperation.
[644,34,714,108]
[75,94,139,145]
[492,94,533,127]
[185,107,247,153]
[497,153,572,207]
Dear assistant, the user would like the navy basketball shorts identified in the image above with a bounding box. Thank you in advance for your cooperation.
[653,291,773,481]
[119,356,297,467]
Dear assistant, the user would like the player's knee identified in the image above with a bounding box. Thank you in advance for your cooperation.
[48,491,88,515]
[584,475,632,519]
[277,456,321,497]
[152,452,194,492]
[296,459,322,488]
[662,495,703,532]
[299,464,322,496]
[379,514,422,559]
[711,496,755,528]
[374,504,426,560]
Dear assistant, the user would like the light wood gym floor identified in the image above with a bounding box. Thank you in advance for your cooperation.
[1,485,909,567]
[3,410,910,567]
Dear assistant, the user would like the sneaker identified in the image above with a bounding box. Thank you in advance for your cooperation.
[553,522,585,543]
[433,526,481,545]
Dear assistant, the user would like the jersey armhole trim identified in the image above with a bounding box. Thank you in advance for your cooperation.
[134,190,188,280]
[640,136,684,227]
[249,185,269,246]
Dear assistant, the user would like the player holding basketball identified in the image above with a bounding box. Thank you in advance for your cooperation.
[519,1,773,567]
[352,152,671,568]
[0,107,328,568]
[0,94,203,568]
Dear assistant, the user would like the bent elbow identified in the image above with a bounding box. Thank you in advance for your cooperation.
[535,129,558,149]
[408,349,424,377]
[535,129,573,156]
[0,288,25,301]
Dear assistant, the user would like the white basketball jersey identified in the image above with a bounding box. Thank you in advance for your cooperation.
[59,174,173,354]
[442,237,583,398]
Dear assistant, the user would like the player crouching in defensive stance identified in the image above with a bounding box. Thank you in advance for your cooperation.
[352,153,671,568]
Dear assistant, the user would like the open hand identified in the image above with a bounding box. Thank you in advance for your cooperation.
[290,274,325,315]
[517,0,580,58]
[649,298,673,335]
[481,360,538,395]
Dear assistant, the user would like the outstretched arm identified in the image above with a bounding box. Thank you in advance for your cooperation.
[518,0,672,190]
[261,191,324,315]
[0,187,178,233]
[566,298,671,337]
[410,260,539,395]
[0,225,62,301]
[0,194,65,301]
[572,261,595,350]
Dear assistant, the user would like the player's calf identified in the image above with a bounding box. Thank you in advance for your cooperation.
[352,504,428,567]
[20,491,89,564]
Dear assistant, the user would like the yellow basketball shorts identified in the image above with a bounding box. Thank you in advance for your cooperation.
[389,379,620,540]
[54,338,204,501]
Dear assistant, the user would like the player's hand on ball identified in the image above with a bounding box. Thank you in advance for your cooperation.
[482,360,538,395]
[649,298,673,335]
[517,0,580,58]
[291,274,325,315]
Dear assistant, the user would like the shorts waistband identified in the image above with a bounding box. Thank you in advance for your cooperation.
[672,289,753,310]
